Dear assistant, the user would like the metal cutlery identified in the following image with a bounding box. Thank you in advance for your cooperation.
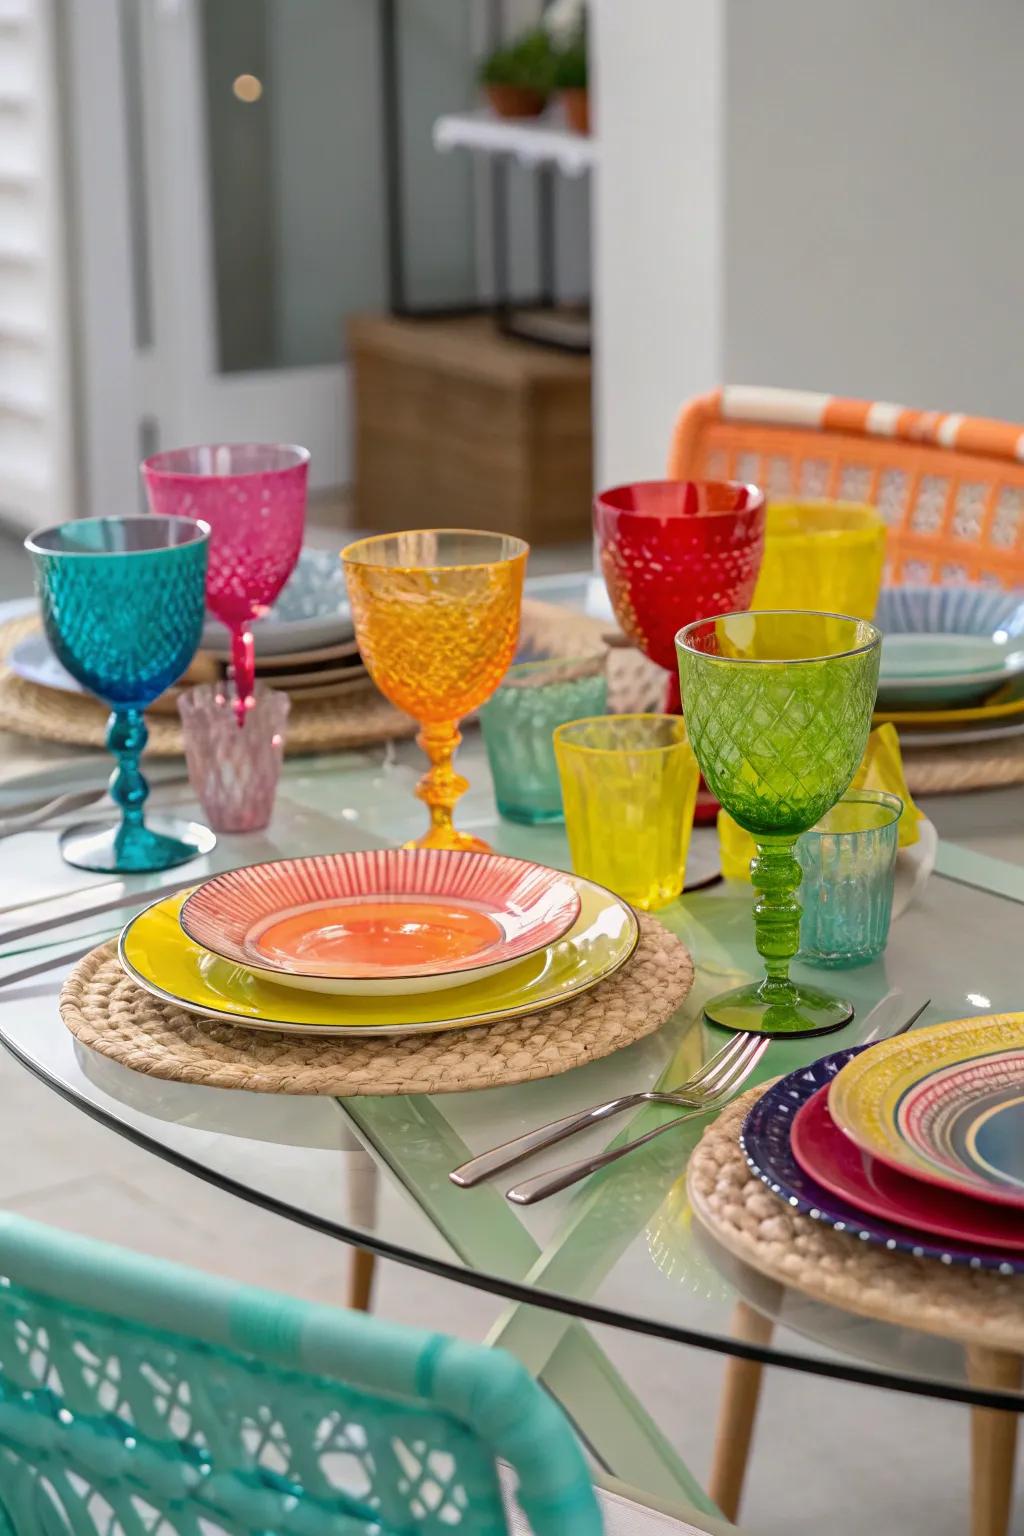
[0,786,107,839]
[503,997,931,1207]
[452,993,931,1192]
[506,1034,771,1205]
[450,1029,760,1188]
[0,771,192,841]
[0,873,199,949]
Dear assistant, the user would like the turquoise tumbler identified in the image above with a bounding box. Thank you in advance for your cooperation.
[26,515,215,873]
[479,656,608,824]
[796,790,902,968]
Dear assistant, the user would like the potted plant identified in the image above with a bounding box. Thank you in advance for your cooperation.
[555,34,588,134]
[479,28,556,120]
[546,0,589,133]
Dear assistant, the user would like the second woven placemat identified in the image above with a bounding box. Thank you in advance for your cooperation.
[59,916,694,1096]
[687,1086,1024,1354]
[900,733,1024,796]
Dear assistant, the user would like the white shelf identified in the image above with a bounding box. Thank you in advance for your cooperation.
[433,110,597,177]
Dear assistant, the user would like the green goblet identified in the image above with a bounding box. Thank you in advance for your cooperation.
[676,610,881,1037]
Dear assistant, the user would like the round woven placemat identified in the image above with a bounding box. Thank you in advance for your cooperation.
[687,1085,1024,1353]
[900,734,1024,796]
[0,615,416,758]
[58,916,694,1096]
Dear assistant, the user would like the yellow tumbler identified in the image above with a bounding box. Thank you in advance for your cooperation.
[752,500,886,620]
[554,714,699,910]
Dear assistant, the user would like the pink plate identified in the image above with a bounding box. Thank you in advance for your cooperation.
[179,849,582,996]
[791,1083,1024,1253]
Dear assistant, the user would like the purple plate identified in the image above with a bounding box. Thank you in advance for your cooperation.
[740,1047,1024,1274]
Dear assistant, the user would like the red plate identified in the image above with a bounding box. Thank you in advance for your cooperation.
[791,1083,1024,1253]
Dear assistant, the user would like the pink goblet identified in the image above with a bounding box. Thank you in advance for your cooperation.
[594,480,766,713]
[142,444,309,721]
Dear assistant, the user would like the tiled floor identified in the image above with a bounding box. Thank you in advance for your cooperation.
[0,526,1015,1535]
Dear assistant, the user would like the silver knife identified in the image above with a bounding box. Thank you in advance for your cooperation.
[0,874,198,948]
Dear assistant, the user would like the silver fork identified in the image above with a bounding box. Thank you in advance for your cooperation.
[449,1029,759,1188]
[503,997,931,1207]
[505,1034,771,1205]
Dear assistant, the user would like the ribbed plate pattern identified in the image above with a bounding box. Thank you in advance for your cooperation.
[180,849,581,981]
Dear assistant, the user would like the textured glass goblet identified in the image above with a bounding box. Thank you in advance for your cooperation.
[26,516,215,873]
[142,444,308,721]
[342,530,528,851]
[595,480,765,713]
[677,610,881,1036]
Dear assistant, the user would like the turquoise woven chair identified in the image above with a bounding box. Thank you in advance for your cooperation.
[0,1213,602,1534]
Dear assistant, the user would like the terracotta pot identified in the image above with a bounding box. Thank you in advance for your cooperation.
[485,84,547,119]
[561,87,590,135]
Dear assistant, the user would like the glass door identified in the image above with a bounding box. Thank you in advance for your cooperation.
[65,0,479,510]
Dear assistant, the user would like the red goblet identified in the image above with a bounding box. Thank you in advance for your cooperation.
[595,479,766,714]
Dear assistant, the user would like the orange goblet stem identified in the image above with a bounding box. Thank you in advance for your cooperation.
[409,720,490,852]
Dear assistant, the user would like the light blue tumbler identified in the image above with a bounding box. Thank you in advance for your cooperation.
[796,789,902,968]
[479,655,608,824]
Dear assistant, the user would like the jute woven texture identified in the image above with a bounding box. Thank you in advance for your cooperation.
[58,917,694,1096]
[688,1085,1024,1353]
[0,616,415,757]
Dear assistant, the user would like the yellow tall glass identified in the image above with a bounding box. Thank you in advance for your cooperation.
[752,500,885,619]
[554,715,699,910]
[342,530,528,851]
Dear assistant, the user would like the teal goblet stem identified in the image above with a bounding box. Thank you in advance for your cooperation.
[102,708,196,871]
[26,514,217,874]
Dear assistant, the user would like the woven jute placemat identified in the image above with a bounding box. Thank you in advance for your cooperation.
[900,734,1024,796]
[0,614,415,757]
[687,1085,1024,1354]
[58,916,694,1096]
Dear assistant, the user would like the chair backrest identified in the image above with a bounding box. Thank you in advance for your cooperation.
[0,1213,602,1535]
[668,386,1024,588]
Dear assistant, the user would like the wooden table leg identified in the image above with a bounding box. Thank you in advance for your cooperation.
[708,1300,775,1522]
[347,1247,376,1313]
[966,1346,1022,1536]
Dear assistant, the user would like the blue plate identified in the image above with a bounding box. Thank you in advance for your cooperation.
[874,586,1024,707]
[740,1047,1024,1273]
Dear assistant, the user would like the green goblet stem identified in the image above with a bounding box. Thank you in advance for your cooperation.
[750,834,803,1000]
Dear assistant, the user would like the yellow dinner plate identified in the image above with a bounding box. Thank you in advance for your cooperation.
[829,1012,1024,1189]
[873,692,1024,728]
[118,881,640,1037]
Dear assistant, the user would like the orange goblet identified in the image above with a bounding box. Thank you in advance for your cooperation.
[342,530,528,851]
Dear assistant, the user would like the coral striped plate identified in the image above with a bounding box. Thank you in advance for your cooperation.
[179,849,582,996]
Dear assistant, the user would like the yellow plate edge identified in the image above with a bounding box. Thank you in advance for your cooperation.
[829,1011,1024,1174]
[874,694,1024,727]
[118,880,642,1038]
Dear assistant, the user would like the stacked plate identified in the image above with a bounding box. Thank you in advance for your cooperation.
[874,586,1024,748]
[11,547,367,711]
[117,847,640,1036]
[742,1013,1024,1273]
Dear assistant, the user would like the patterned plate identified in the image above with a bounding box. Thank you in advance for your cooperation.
[119,880,639,1036]
[828,1014,1024,1210]
[740,1048,1024,1273]
[791,1081,1024,1252]
[180,850,582,996]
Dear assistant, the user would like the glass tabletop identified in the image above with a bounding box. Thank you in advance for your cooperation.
[1,738,1023,1421]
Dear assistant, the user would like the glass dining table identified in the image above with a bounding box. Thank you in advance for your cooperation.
[1,599,1022,1528]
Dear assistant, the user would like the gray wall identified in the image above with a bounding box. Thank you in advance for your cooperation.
[723,0,1024,417]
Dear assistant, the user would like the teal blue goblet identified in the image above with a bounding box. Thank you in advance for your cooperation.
[25,516,216,873]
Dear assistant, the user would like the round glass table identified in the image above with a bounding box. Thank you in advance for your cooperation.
[0,727,1022,1529]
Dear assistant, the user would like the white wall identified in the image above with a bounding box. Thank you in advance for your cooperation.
[591,0,724,486]
[724,0,1024,416]
[593,0,1024,486]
